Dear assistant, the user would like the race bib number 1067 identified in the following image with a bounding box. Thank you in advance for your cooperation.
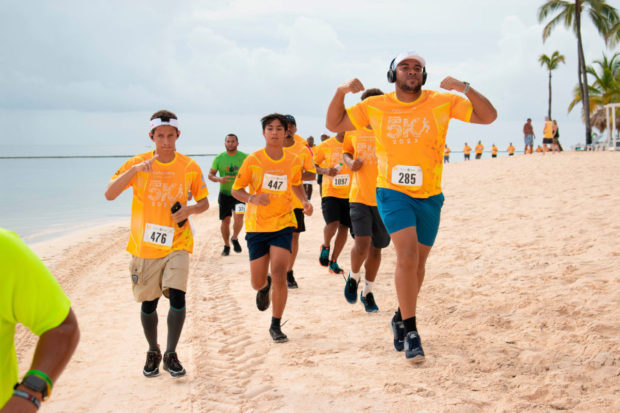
[391,165,423,187]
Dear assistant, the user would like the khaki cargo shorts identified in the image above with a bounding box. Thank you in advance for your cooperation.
[129,250,189,302]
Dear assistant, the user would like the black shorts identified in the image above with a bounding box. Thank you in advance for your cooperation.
[475,153,482,159]
[317,174,323,185]
[293,208,305,233]
[349,203,390,248]
[321,196,351,227]
[245,227,294,261]
[492,154,497,158]
[543,138,553,145]
[218,193,243,220]
[464,154,470,160]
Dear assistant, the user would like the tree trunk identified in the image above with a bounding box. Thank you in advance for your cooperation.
[548,70,552,119]
[576,0,592,144]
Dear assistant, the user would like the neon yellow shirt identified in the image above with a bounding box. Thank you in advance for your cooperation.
[110,151,208,259]
[0,229,71,408]
[347,90,472,198]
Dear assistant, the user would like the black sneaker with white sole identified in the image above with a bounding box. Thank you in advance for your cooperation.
[143,350,162,377]
[163,352,186,377]
[221,245,230,256]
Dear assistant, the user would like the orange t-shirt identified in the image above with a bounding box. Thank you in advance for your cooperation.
[444,146,451,156]
[464,145,471,154]
[492,145,498,155]
[111,151,208,259]
[232,149,302,233]
[347,90,472,198]
[285,135,316,209]
[342,127,378,206]
[543,121,554,138]
[475,144,484,154]
[507,145,515,154]
[313,136,352,199]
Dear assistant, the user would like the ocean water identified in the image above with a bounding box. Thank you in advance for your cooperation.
[1,145,514,243]
[0,153,218,242]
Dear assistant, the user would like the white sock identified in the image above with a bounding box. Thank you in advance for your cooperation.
[349,270,361,283]
[362,280,374,297]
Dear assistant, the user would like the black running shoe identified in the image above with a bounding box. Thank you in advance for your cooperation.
[163,352,186,377]
[404,331,425,363]
[344,273,358,304]
[360,292,379,313]
[391,312,405,352]
[319,245,330,266]
[256,275,271,311]
[231,238,242,253]
[328,260,344,275]
[269,326,288,343]
[287,271,298,289]
[143,350,162,377]
[221,245,230,256]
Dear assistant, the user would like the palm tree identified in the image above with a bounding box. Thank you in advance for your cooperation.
[568,52,620,126]
[538,0,620,145]
[539,51,566,119]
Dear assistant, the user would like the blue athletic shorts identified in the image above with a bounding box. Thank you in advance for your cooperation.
[245,227,294,261]
[376,188,445,246]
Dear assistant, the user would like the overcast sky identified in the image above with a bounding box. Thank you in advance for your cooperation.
[1,0,617,155]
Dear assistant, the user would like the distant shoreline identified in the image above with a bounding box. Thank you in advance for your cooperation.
[0,153,218,159]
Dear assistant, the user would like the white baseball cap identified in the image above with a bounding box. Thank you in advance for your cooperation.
[393,51,426,68]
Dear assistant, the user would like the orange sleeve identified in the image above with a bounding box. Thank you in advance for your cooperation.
[232,156,253,191]
[342,132,354,155]
[346,100,369,130]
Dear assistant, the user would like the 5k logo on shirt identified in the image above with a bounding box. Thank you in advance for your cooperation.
[147,180,183,208]
[387,116,430,143]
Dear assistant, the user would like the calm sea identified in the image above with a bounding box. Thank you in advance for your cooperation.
[0,145,510,242]
[0,150,218,242]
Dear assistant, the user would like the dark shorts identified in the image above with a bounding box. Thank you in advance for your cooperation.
[464,154,470,160]
[293,208,305,233]
[218,193,244,220]
[245,227,294,261]
[376,188,445,247]
[543,138,553,145]
[492,154,497,158]
[321,196,351,227]
[475,153,482,159]
[317,174,323,185]
[350,203,390,248]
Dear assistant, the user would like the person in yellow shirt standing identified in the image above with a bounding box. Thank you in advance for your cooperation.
[475,140,484,159]
[105,110,210,378]
[491,144,498,158]
[326,50,496,363]
[232,113,312,343]
[443,145,451,163]
[313,132,353,275]
[463,143,471,160]
[507,142,515,156]
[283,114,316,289]
[542,116,554,152]
[342,88,391,313]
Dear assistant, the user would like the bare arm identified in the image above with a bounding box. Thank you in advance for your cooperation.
[292,185,313,216]
[208,168,233,184]
[439,77,497,125]
[2,309,80,412]
[231,188,270,206]
[315,166,339,177]
[301,171,316,181]
[105,155,159,200]
[325,79,365,132]
[342,152,363,171]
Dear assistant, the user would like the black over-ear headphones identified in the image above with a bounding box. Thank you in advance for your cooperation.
[387,58,427,85]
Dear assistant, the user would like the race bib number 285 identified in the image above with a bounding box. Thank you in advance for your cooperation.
[144,223,174,249]
[391,165,423,187]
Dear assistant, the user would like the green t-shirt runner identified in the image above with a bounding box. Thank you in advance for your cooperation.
[210,151,248,195]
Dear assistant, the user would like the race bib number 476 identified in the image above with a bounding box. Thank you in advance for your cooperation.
[391,165,423,187]
[144,223,174,249]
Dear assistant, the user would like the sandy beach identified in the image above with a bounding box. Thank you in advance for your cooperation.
[14,151,619,412]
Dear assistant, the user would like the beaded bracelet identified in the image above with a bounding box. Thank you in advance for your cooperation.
[13,389,41,409]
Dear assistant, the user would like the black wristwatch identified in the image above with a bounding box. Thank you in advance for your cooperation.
[20,374,48,400]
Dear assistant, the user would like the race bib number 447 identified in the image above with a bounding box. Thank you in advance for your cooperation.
[391,165,423,187]
[262,173,287,193]
[144,223,174,249]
